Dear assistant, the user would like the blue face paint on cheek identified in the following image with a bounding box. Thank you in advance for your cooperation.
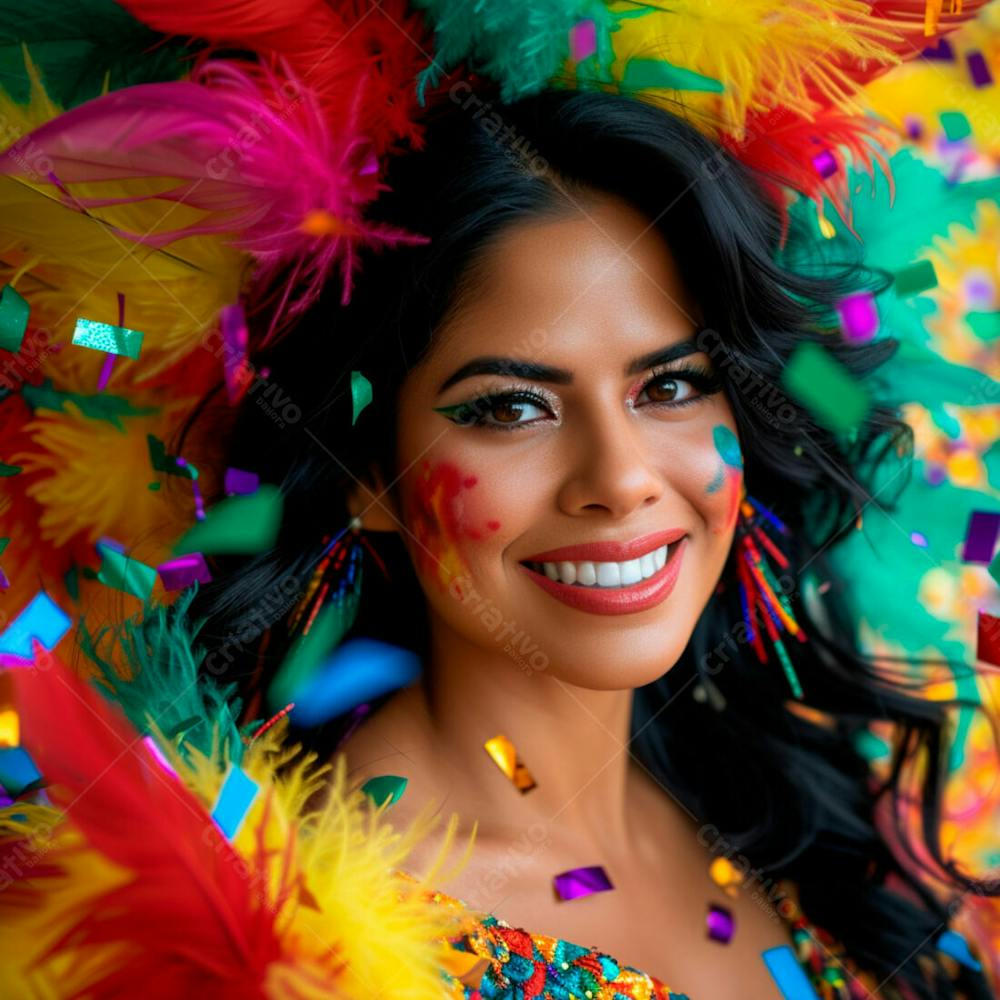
[706,425,742,494]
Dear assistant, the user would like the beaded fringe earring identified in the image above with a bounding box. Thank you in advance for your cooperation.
[734,488,807,699]
[288,515,387,641]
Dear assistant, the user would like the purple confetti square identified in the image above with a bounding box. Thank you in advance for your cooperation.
[812,149,837,179]
[553,864,614,901]
[707,903,735,943]
[963,511,1000,564]
[921,38,954,60]
[967,51,993,88]
[570,19,597,62]
[157,552,213,591]
[836,292,879,342]
[903,115,923,140]
[224,466,260,496]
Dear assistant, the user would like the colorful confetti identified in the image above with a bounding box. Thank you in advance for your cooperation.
[761,944,821,998]
[836,291,879,342]
[210,765,259,840]
[894,259,939,296]
[362,774,408,807]
[782,342,870,434]
[96,542,157,600]
[0,592,71,661]
[350,370,372,425]
[0,284,30,352]
[224,467,260,495]
[962,511,1000,563]
[0,746,43,798]
[976,610,1000,668]
[484,733,537,793]
[71,316,144,360]
[156,553,213,591]
[707,903,735,943]
[553,865,614,901]
[174,484,283,556]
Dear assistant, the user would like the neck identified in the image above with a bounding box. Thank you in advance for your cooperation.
[421,615,636,851]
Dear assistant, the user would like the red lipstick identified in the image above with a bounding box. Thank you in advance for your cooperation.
[518,535,688,616]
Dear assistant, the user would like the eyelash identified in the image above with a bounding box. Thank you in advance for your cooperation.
[436,365,723,432]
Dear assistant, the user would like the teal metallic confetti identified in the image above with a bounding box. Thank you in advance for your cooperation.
[940,110,972,141]
[211,765,259,839]
[361,774,408,807]
[350,370,372,425]
[0,285,30,353]
[95,542,157,601]
[71,317,144,360]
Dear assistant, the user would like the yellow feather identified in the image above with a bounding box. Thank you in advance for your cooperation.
[605,0,909,139]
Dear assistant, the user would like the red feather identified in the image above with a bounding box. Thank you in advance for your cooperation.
[117,0,432,157]
[724,107,898,241]
[9,655,283,998]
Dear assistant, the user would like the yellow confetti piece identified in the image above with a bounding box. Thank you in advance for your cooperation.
[484,733,537,793]
[709,857,742,898]
[946,450,980,486]
[817,212,836,239]
[0,709,18,748]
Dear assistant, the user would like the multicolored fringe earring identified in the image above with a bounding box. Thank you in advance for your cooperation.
[287,516,387,642]
[734,489,807,700]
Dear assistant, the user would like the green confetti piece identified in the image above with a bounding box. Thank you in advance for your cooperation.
[0,462,22,476]
[71,317,144,360]
[361,774,408,807]
[990,550,1000,587]
[268,601,344,710]
[148,481,161,490]
[147,434,194,479]
[966,311,1000,342]
[174,484,282,556]
[782,342,871,434]
[95,543,157,601]
[893,259,938,297]
[940,110,972,141]
[0,285,29,353]
[0,538,8,555]
[620,58,723,94]
[350,370,372,426]
[853,729,891,762]
[21,378,157,430]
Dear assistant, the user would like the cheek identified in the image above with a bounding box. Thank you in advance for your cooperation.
[402,458,503,595]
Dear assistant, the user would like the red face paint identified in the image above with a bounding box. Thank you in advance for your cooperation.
[406,460,500,594]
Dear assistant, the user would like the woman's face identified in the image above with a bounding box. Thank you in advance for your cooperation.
[389,194,742,690]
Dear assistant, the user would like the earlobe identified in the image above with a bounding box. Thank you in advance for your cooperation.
[345,465,402,534]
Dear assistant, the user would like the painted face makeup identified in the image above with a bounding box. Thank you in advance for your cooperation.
[706,424,744,532]
[406,458,501,598]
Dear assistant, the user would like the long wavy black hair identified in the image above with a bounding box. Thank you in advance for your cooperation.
[175,86,996,998]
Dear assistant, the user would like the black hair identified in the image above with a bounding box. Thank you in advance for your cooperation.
[176,86,996,998]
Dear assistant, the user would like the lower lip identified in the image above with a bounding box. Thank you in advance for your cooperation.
[518,538,688,616]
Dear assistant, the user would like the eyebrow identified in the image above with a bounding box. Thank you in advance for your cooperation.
[436,337,704,394]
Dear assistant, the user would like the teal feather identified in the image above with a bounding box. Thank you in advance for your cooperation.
[76,584,250,768]
[411,0,639,103]
[0,0,197,109]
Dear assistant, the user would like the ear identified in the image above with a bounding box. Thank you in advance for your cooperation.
[345,463,401,533]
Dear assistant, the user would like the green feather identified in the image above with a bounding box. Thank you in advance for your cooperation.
[0,1,197,108]
[76,584,249,768]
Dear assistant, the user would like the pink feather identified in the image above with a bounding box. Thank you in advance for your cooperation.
[0,59,427,330]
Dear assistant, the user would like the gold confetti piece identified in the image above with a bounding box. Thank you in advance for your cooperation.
[0,708,19,748]
[484,733,536,793]
[709,857,742,898]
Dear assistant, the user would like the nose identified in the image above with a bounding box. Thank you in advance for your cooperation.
[555,400,665,518]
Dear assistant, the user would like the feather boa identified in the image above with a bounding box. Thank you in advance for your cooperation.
[0,596,480,997]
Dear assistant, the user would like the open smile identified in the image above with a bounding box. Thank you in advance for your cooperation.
[518,530,688,616]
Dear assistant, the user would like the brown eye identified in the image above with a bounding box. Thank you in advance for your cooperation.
[646,377,681,403]
[491,401,525,423]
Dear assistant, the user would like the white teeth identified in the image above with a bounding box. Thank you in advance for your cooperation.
[531,544,672,588]
[557,561,577,585]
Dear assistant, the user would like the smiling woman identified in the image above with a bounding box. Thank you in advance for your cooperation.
[170,90,996,999]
